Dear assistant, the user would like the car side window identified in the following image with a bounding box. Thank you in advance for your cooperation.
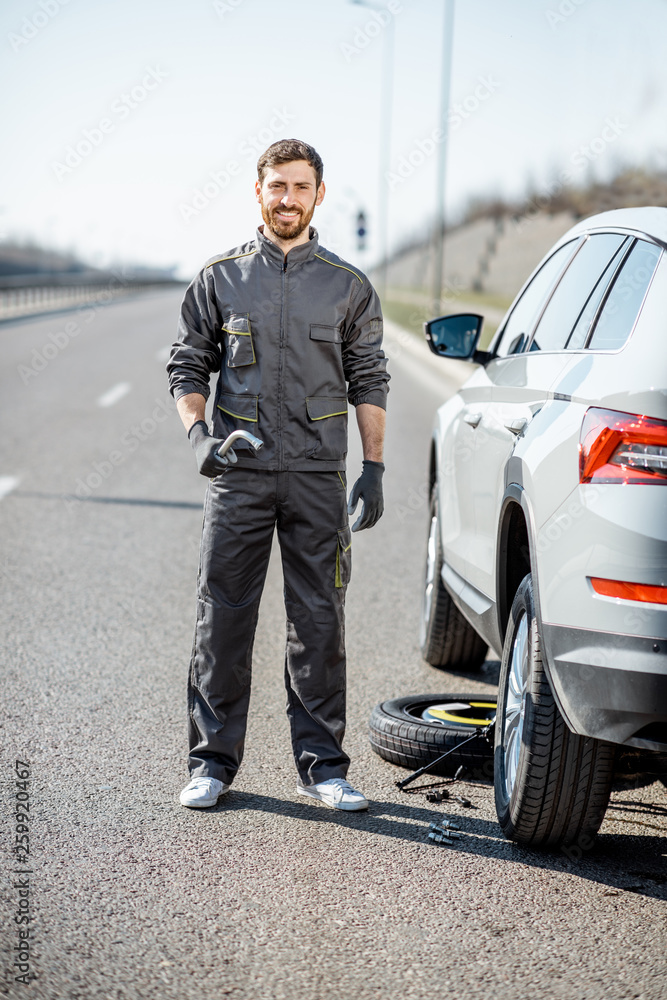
[587,240,663,351]
[565,239,631,350]
[494,240,579,358]
[529,233,627,353]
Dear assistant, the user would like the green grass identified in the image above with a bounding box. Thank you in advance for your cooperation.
[381,298,431,338]
[382,289,506,350]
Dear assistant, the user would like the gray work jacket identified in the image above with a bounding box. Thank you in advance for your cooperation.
[167,226,389,472]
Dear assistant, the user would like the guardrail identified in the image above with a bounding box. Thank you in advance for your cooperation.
[0,272,186,321]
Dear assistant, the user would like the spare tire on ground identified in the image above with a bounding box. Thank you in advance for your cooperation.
[369,693,497,779]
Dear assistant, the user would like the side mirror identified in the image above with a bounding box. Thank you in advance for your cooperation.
[424,313,489,364]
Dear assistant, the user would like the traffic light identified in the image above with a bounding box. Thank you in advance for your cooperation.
[356,210,367,252]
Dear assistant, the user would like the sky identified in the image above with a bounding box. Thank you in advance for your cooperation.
[2,0,666,279]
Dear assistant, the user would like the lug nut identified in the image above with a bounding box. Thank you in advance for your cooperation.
[428,823,461,840]
[428,828,461,845]
[439,818,460,831]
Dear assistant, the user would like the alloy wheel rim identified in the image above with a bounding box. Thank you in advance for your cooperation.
[503,611,529,799]
[420,511,438,645]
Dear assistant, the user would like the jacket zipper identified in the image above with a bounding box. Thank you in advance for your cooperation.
[277,257,287,468]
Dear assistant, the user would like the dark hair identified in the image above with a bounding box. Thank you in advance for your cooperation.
[257,139,323,189]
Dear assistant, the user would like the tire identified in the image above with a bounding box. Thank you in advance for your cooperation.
[369,693,496,778]
[494,574,615,849]
[420,486,488,671]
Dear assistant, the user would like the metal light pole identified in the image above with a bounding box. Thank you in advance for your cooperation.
[350,0,394,301]
[432,0,455,315]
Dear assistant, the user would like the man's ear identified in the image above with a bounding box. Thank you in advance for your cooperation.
[315,181,326,207]
[255,179,262,203]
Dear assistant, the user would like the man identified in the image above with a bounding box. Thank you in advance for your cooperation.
[167,139,389,812]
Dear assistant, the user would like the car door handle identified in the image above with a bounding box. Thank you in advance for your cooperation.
[505,417,528,435]
[463,412,482,428]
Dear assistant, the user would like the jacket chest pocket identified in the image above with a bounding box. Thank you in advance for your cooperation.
[310,324,342,345]
[222,314,255,367]
[309,324,344,383]
[305,396,348,461]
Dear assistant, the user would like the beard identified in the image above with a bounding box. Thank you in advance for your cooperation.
[260,197,316,242]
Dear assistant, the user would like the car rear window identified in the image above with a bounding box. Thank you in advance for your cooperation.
[587,240,663,351]
[494,240,579,357]
[565,239,631,350]
[529,233,627,353]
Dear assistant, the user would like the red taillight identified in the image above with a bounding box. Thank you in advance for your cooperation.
[579,407,667,484]
[590,577,667,605]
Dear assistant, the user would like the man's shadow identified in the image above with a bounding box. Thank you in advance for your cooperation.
[198,784,667,902]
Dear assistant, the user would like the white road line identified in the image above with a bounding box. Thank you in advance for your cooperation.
[0,476,20,500]
[155,346,171,363]
[97,382,131,408]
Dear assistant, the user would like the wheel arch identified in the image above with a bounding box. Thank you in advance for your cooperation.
[428,431,438,495]
[496,484,577,734]
[496,485,539,648]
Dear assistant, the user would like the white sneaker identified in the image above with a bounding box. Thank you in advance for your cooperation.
[296,778,369,811]
[179,777,229,809]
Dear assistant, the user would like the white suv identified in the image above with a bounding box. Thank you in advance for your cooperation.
[421,207,667,850]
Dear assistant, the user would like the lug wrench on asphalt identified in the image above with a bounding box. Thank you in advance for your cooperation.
[395,720,496,791]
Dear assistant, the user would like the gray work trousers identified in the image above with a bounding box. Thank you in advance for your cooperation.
[187,467,352,787]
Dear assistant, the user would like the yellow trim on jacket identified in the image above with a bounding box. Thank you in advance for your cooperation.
[314,254,363,283]
[206,249,257,268]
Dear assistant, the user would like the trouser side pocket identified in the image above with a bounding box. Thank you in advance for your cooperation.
[335,525,352,588]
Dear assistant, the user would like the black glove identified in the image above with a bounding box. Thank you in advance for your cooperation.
[188,420,237,478]
[347,460,385,532]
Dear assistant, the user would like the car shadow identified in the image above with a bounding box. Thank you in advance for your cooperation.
[480,658,501,685]
[198,786,667,901]
[430,657,501,687]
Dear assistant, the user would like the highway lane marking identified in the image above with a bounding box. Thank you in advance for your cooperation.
[97,382,131,408]
[155,346,171,363]
[0,476,20,500]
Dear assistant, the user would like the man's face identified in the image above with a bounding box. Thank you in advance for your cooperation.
[255,160,325,243]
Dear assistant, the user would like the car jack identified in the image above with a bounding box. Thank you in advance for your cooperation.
[395,720,495,791]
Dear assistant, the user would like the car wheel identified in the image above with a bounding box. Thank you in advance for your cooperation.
[494,574,615,849]
[369,693,496,778]
[420,486,488,671]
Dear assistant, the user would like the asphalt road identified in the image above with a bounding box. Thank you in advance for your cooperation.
[1,290,666,1000]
